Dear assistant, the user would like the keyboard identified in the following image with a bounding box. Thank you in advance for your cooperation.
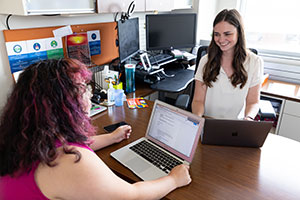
[129,140,182,173]
[148,54,174,65]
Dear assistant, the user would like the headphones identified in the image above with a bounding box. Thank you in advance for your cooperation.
[114,0,136,47]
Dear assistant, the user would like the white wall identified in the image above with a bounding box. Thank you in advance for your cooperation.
[197,0,217,41]
[0,15,14,110]
[215,0,241,13]
[196,0,240,42]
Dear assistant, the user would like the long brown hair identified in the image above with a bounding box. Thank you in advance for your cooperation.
[203,9,247,89]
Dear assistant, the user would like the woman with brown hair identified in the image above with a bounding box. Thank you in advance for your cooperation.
[192,9,263,120]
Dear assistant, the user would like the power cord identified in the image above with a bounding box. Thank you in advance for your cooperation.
[161,70,175,78]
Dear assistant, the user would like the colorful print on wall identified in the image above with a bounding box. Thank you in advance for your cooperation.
[6,41,30,73]
[26,38,48,65]
[5,37,64,74]
[87,30,101,56]
[45,37,64,59]
[66,33,91,65]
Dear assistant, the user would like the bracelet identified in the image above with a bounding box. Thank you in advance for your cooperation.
[245,116,254,120]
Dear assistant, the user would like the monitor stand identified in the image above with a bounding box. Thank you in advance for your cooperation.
[137,52,178,84]
[140,53,153,72]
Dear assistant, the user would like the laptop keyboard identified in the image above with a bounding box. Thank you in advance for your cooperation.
[129,140,182,173]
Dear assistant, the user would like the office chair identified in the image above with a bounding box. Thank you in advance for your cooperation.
[175,45,275,120]
[175,46,208,110]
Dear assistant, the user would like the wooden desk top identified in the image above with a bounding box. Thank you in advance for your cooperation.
[261,79,300,102]
[126,82,154,99]
[92,100,300,200]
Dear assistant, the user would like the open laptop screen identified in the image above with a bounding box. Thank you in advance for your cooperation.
[146,102,203,162]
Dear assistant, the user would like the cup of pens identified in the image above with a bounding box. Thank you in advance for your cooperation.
[124,64,136,93]
[113,73,123,90]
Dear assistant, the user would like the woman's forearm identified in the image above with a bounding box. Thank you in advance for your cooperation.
[192,100,205,117]
[132,175,177,200]
[244,102,259,119]
[89,134,116,151]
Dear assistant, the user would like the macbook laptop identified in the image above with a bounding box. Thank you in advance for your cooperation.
[201,118,273,148]
[111,100,204,181]
[88,102,107,117]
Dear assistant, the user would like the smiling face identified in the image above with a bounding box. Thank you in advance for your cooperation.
[213,21,238,54]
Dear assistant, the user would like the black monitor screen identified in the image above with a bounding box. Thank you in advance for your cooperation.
[118,17,140,63]
[146,13,197,51]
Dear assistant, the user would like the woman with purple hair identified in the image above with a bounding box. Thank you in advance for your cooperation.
[0,59,190,200]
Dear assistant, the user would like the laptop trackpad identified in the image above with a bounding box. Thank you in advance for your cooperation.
[125,157,151,173]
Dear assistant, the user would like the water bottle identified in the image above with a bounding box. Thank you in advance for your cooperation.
[107,79,115,104]
[125,64,136,93]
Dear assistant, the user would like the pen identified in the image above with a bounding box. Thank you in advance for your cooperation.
[118,73,122,84]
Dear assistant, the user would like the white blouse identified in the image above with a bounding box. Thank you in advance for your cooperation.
[194,51,264,119]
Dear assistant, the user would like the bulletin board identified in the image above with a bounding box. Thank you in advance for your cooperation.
[3,22,119,67]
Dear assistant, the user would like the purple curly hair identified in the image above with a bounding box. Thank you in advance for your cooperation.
[0,58,96,176]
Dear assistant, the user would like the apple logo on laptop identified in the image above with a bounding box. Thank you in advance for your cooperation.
[232,131,238,136]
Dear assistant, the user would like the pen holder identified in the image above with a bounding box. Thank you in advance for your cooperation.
[125,64,136,93]
[113,82,123,90]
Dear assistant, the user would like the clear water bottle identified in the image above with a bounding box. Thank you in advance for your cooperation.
[107,79,115,104]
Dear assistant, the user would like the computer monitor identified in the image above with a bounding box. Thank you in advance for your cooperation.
[117,17,140,63]
[146,13,197,51]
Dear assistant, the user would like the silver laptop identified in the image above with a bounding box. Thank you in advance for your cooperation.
[89,102,107,117]
[111,100,204,181]
[201,118,273,148]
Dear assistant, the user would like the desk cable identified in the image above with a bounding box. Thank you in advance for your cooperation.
[161,70,175,78]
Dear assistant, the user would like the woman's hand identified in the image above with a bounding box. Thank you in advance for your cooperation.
[168,164,191,188]
[110,125,132,143]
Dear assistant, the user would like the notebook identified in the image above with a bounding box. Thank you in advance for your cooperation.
[88,102,107,117]
[111,100,204,181]
[201,118,273,148]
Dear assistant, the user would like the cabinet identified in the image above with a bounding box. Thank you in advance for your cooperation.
[97,0,145,13]
[145,0,193,11]
[97,0,193,13]
[278,100,300,142]
[173,0,193,9]
[145,0,173,12]
[0,0,95,15]
[260,94,284,134]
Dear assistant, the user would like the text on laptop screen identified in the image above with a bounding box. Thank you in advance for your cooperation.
[147,104,200,157]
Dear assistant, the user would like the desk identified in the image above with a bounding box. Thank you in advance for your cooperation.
[135,60,195,100]
[126,81,154,99]
[135,63,195,101]
[262,79,300,102]
[92,100,300,200]
[150,67,194,93]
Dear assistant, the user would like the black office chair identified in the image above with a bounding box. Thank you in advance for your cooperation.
[175,46,208,110]
[175,45,270,117]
